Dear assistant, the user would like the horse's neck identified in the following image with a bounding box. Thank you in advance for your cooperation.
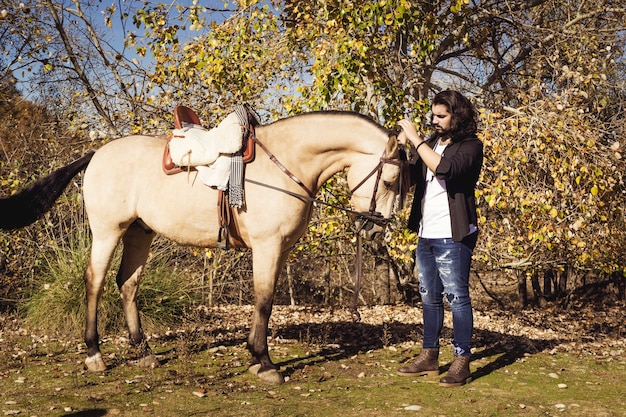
[256,115,386,193]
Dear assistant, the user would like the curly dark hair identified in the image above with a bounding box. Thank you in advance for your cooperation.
[431,90,477,143]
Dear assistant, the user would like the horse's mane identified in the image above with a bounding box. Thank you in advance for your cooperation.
[266,110,391,134]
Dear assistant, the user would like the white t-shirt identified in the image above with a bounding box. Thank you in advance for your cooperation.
[419,141,452,238]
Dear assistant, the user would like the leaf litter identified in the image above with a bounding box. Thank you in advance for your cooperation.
[0,294,624,416]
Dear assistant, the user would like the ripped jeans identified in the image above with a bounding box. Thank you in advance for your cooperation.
[417,232,478,357]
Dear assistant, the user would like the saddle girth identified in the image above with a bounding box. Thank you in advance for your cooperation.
[217,191,231,249]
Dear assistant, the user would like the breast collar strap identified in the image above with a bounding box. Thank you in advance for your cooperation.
[249,135,315,198]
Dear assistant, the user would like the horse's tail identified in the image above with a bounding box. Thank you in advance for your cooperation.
[0,151,95,230]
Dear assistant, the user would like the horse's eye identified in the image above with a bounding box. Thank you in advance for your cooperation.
[383,181,393,190]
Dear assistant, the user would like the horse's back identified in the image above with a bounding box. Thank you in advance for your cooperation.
[83,135,223,245]
[84,135,165,213]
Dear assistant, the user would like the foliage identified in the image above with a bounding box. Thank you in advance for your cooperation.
[129,0,298,124]
[25,227,201,335]
[473,1,626,301]
[282,0,427,120]
[0,0,625,309]
[0,81,91,308]
[477,97,625,272]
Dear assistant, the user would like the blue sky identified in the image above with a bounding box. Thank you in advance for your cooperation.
[100,0,233,54]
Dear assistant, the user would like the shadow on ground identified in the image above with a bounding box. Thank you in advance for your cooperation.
[270,320,564,381]
[136,309,566,384]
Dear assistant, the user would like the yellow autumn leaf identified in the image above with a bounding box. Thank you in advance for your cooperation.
[590,185,599,196]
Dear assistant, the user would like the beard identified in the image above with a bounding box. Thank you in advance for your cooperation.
[434,125,453,137]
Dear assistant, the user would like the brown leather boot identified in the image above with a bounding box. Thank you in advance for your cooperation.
[397,348,439,376]
[439,355,472,387]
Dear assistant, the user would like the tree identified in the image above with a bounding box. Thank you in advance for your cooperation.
[1,0,624,307]
[474,0,626,305]
[1,0,165,136]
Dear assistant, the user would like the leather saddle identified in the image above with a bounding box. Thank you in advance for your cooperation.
[161,105,260,249]
[162,105,257,175]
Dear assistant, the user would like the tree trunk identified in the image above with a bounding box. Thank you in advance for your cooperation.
[209,257,216,307]
[531,270,547,307]
[544,269,553,299]
[557,265,569,297]
[286,262,296,306]
[324,259,331,305]
[612,271,625,300]
[517,270,528,308]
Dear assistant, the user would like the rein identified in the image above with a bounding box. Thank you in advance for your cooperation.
[243,178,392,225]
[247,134,409,321]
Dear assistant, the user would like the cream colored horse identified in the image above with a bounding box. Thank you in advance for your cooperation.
[9,111,402,384]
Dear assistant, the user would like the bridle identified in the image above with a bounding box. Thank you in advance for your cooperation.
[349,151,410,231]
[246,135,410,321]
[344,150,410,321]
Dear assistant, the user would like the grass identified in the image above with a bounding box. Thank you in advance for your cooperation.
[0,313,624,417]
[24,226,200,336]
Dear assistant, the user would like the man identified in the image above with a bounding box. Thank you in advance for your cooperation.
[396,90,483,387]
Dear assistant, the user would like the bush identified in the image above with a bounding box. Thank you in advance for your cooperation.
[25,226,200,337]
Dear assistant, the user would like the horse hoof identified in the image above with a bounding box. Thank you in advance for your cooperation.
[248,363,261,375]
[257,369,284,385]
[85,353,107,372]
[134,354,160,369]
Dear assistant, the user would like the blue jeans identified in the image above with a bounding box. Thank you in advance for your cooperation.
[417,232,477,356]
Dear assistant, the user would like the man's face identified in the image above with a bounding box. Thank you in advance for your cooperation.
[431,103,452,135]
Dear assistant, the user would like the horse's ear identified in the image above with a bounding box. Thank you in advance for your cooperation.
[386,135,399,157]
[397,130,407,146]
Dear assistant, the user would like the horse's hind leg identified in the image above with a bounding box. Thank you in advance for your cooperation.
[84,232,123,372]
[116,222,157,368]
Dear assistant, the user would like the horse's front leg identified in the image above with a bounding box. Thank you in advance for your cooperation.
[247,247,289,384]
[117,224,158,368]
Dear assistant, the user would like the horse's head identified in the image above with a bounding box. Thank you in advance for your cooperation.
[348,134,405,240]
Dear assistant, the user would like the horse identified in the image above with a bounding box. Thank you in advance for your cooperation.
[4,110,404,384]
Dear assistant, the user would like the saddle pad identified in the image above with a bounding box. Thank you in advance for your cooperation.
[169,112,243,167]
[196,155,232,190]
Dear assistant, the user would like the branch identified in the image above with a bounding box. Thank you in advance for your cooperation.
[473,270,506,309]
[44,0,118,134]
[67,1,137,118]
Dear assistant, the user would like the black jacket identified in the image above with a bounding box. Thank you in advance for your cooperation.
[407,135,483,242]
